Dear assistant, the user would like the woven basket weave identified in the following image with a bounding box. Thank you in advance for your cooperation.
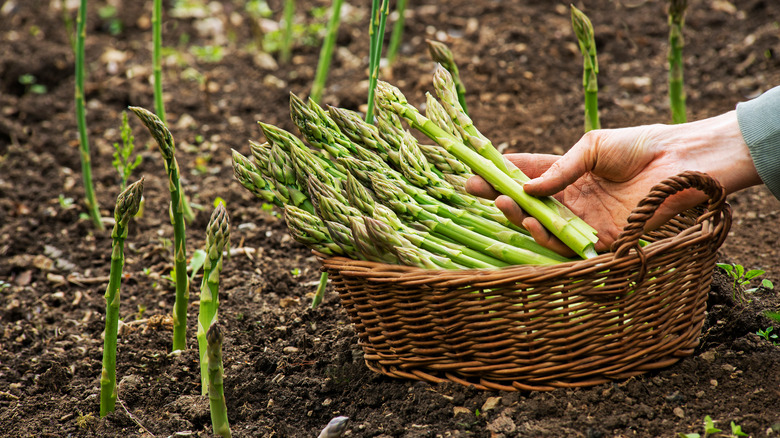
[319,171,731,391]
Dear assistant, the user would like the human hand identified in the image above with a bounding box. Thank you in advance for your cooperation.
[467,111,760,256]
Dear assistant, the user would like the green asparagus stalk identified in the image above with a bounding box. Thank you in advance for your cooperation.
[153,0,166,125]
[386,0,407,66]
[310,0,343,102]
[206,323,231,438]
[425,91,464,142]
[284,205,347,257]
[366,0,389,122]
[426,40,468,114]
[231,149,285,208]
[129,106,190,351]
[668,0,688,124]
[281,0,295,64]
[198,204,230,396]
[370,175,566,265]
[311,271,329,309]
[571,5,600,132]
[431,65,598,241]
[75,0,104,231]
[375,81,598,259]
[100,178,144,417]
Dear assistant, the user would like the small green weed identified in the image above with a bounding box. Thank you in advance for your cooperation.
[112,111,142,191]
[716,263,772,301]
[756,327,779,345]
[18,74,47,95]
[678,416,750,438]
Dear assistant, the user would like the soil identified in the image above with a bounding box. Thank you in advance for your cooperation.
[1,0,780,437]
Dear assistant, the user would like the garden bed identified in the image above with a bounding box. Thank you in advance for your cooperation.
[1,0,779,436]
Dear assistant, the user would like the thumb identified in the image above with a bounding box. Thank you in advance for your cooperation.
[523,132,597,197]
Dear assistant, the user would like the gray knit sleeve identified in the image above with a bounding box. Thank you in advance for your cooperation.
[737,86,780,200]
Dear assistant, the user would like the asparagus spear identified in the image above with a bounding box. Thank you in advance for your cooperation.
[129,106,190,351]
[426,39,468,114]
[206,323,231,438]
[375,81,598,259]
[75,0,104,230]
[370,174,566,265]
[571,5,601,132]
[310,0,344,102]
[432,65,598,241]
[197,204,230,396]
[284,205,348,257]
[231,149,285,208]
[668,0,688,124]
[319,416,349,438]
[100,178,144,417]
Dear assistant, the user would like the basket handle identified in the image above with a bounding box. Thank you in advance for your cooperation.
[609,170,727,281]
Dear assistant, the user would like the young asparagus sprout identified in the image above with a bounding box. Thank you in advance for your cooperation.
[426,40,468,114]
[386,0,407,65]
[570,5,601,132]
[75,0,104,230]
[318,416,349,438]
[206,323,231,438]
[129,106,190,351]
[366,0,390,122]
[100,178,144,417]
[281,0,295,64]
[310,0,344,102]
[668,0,688,123]
[198,204,230,396]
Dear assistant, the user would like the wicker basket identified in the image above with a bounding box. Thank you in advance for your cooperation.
[319,171,731,391]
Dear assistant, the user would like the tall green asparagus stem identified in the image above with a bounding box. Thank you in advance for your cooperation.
[386,0,407,66]
[206,323,231,438]
[426,40,468,114]
[365,0,389,122]
[310,0,343,102]
[75,0,104,231]
[198,204,230,395]
[571,5,600,132]
[281,0,295,64]
[376,81,597,259]
[668,0,688,124]
[431,66,598,241]
[100,178,144,417]
[129,106,190,351]
[153,0,166,125]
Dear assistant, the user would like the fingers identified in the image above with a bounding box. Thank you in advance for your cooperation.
[522,132,598,197]
[466,153,560,200]
[465,175,501,200]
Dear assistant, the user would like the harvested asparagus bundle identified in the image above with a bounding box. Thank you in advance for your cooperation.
[233,74,601,268]
[375,80,598,259]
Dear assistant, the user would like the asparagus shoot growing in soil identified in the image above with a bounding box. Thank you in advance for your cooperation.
[198,204,230,395]
[366,0,389,122]
[310,0,344,102]
[207,323,231,438]
[153,0,166,125]
[100,178,144,417]
[386,0,407,66]
[571,5,601,132]
[75,0,104,230]
[130,106,190,351]
[281,0,295,63]
[668,0,688,123]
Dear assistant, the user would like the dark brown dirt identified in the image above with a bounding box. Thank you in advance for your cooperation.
[1,0,780,437]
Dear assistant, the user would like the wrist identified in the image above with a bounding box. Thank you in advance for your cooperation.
[664,111,761,195]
